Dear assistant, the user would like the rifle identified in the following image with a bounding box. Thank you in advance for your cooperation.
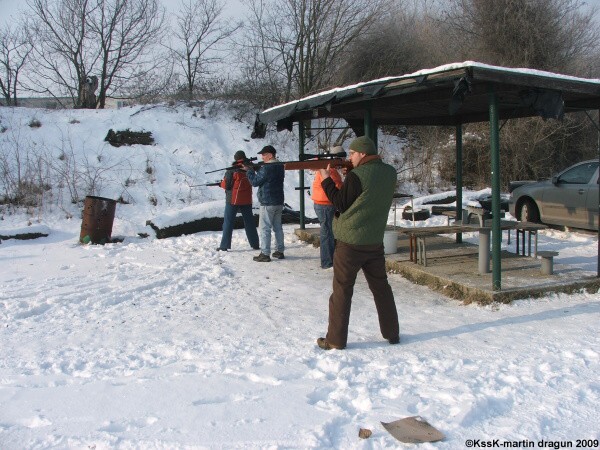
[205,157,258,174]
[246,153,352,171]
[284,158,352,171]
[190,181,221,188]
[206,154,352,174]
[243,157,351,171]
[298,151,347,161]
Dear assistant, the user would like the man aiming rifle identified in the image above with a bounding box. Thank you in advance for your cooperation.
[215,150,260,252]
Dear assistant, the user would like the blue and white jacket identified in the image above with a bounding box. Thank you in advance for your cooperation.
[247,160,285,206]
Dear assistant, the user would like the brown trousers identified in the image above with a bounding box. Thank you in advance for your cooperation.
[326,241,399,348]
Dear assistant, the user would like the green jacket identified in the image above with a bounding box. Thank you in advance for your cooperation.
[331,157,396,245]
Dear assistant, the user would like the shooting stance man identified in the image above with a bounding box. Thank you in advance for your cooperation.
[246,145,285,262]
[316,136,400,350]
[216,150,260,252]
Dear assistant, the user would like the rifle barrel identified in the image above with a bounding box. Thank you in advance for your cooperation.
[190,182,221,187]
[205,157,258,174]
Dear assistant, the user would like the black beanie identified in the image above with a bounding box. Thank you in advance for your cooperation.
[234,150,247,161]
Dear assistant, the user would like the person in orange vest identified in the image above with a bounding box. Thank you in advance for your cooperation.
[216,150,260,251]
[311,146,344,268]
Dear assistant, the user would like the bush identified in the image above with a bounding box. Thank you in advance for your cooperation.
[28,119,42,128]
[104,129,154,147]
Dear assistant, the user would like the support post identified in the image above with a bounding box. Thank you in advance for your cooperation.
[478,229,491,274]
[455,123,463,243]
[488,87,502,290]
[298,121,306,229]
[584,109,600,278]
[364,108,376,144]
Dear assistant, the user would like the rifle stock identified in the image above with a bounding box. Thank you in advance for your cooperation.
[284,158,352,171]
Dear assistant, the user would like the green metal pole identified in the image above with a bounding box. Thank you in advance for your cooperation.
[298,121,306,230]
[456,123,463,243]
[364,108,374,142]
[488,86,502,290]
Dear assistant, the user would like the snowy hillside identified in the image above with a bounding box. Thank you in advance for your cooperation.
[0,102,303,237]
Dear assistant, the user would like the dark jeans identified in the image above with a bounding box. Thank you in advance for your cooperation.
[219,203,259,250]
[326,241,399,348]
[314,203,335,268]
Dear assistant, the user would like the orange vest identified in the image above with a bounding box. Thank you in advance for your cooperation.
[312,169,343,205]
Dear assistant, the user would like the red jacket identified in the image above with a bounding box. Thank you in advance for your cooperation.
[221,169,252,205]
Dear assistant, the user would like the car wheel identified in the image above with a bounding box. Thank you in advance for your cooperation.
[519,199,540,223]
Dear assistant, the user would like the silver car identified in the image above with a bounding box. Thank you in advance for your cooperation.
[509,160,599,231]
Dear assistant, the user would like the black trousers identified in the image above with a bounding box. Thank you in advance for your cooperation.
[326,241,399,348]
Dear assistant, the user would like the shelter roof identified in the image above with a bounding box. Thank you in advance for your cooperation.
[257,61,600,132]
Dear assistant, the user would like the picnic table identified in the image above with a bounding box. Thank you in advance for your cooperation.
[396,221,548,273]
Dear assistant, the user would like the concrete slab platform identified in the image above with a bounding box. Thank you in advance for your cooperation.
[295,227,600,305]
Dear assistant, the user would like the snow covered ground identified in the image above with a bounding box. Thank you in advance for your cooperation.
[1,104,599,449]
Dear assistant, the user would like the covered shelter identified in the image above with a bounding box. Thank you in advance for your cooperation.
[253,61,600,290]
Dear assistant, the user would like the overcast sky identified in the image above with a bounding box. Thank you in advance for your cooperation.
[3,0,599,26]
[0,0,247,25]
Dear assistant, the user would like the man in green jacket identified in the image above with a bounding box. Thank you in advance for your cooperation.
[316,136,400,350]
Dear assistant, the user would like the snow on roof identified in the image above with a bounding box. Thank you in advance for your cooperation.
[262,61,600,115]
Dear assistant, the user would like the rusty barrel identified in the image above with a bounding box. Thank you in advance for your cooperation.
[80,196,117,244]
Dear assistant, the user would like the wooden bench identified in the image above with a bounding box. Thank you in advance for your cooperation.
[441,210,457,225]
[397,225,479,266]
[510,222,547,257]
[466,205,505,227]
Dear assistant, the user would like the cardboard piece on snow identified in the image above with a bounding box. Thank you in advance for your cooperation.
[381,416,445,443]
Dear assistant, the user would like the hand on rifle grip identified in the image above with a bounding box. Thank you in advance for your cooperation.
[318,164,331,179]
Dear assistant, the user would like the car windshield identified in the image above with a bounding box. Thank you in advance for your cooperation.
[558,162,598,184]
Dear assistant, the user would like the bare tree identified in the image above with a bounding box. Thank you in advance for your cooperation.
[170,0,241,100]
[25,0,98,107]
[440,0,599,74]
[432,0,600,189]
[337,2,428,84]
[88,0,166,108]
[0,23,34,106]
[25,0,165,108]
[239,0,389,105]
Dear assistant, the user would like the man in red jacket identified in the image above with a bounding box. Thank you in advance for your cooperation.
[216,150,260,251]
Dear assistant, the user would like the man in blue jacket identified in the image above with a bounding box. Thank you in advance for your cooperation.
[246,145,285,262]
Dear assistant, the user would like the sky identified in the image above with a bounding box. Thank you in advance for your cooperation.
[0,100,599,448]
[0,0,247,25]
[3,0,600,25]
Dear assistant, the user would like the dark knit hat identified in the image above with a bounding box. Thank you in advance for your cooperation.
[234,150,247,161]
[349,136,377,155]
[258,145,276,155]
